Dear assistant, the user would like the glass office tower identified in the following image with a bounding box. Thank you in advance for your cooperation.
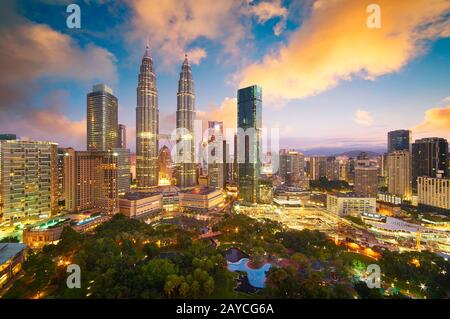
[237,85,262,204]
[87,84,118,151]
[387,130,411,153]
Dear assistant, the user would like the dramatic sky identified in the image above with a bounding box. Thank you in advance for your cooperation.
[1,0,450,154]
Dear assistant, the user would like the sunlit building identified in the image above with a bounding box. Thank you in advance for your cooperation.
[417,176,450,210]
[87,84,118,151]
[136,45,159,188]
[387,150,412,200]
[0,139,58,224]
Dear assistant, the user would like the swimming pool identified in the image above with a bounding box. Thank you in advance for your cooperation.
[227,258,272,288]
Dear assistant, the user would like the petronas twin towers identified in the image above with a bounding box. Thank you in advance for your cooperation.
[136,46,196,189]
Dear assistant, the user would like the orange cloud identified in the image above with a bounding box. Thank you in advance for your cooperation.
[237,0,450,103]
[413,105,450,139]
[126,0,247,68]
[197,97,237,131]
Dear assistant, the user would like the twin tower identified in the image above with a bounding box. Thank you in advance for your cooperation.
[136,46,196,189]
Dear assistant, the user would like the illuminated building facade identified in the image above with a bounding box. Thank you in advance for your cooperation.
[326,193,376,217]
[118,124,127,149]
[417,176,450,210]
[87,84,118,151]
[136,46,159,188]
[0,139,58,224]
[176,55,196,188]
[158,145,173,186]
[387,150,412,200]
[64,148,119,213]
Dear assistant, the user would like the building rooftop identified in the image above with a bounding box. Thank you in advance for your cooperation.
[328,192,374,198]
[180,187,220,195]
[121,192,162,200]
[0,243,27,265]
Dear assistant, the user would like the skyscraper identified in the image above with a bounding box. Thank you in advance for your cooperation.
[309,156,327,180]
[207,121,225,189]
[158,145,173,186]
[387,130,411,153]
[354,166,378,197]
[387,150,412,200]
[0,139,58,224]
[412,137,448,188]
[279,149,306,187]
[237,85,262,204]
[176,54,196,188]
[136,46,159,188]
[87,84,118,151]
[64,148,119,213]
[118,124,127,149]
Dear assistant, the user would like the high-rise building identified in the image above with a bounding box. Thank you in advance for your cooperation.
[64,148,119,213]
[237,85,262,204]
[417,176,450,210]
[326,156,340,181]
[279,149,306,188]
[113,148,131,195]
[118,124,127,149]
[0,139,58,224]
[57,148,65,206]
[387,130,411,153]
[87,84,118,151]
[387,150,412,200]
[207,121,225,189]
[176,54,196,188]
[412,137,448,189]
[136,46,159,188]
[309,156,327,180]
[354,166,378,197]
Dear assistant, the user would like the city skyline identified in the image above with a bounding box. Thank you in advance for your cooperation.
[0,0,449,154]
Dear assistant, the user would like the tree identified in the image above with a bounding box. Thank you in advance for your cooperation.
[142,259,177,289]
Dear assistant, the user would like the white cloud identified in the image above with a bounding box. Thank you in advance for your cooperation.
[354,109,373,126]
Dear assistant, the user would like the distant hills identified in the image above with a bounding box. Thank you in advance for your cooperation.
[296,148,384,157]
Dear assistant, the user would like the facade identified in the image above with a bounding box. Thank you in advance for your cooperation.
[113,148,131,195]
[57,147,65,205]
[158,145,173,186]
[136,46,159,188]
[412,138,448,188]
[0,134,16,141]
[325,156,340,181]
[87,84,118,151]
[354,165,378,197]
[176,55,196,188]
[64,148,119,214]
[417,176,450,210]
[279,149,306,187]
[179,187,224,212]
[118,124,127,149]
[258,177,273,204]
[387,130,411,153]
[207,121,226,189]
[0,139,58,224]
[326,193,376,216]
[237,85,262,204]
[387,151,412,200]
[0,243,27,288]
[119,192,162,219]
[309,156,327,180]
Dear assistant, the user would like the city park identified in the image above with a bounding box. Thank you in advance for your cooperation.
[2,208,448,299]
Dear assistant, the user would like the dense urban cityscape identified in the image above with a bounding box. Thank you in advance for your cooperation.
[0,0,449,303]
